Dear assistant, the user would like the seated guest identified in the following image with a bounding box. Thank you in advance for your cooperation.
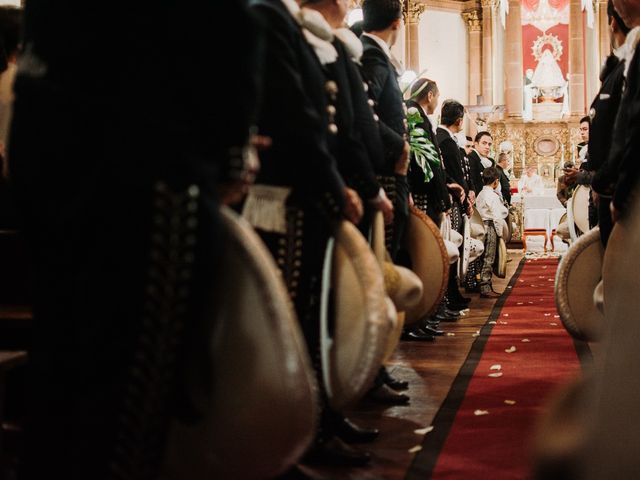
[475,167,508,298]
[518,165,544,195]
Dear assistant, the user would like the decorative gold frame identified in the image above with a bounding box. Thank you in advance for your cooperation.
[533,135,560,157]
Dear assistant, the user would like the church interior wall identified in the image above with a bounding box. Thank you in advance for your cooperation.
[418,9,470,110]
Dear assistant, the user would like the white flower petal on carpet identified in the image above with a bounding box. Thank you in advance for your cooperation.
[414,426,434,435]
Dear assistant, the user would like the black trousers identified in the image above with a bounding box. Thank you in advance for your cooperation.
[378,175,409,262]
[589,192,598,230]
[258,204,330,353]
[598,196,613,247]
[448,200,464,297]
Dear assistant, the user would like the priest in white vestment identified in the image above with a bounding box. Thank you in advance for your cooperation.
[518,165,545,195]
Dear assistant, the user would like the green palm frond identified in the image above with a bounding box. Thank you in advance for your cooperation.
[407,108,440,183]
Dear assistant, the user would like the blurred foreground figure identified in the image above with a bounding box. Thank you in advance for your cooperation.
[9,1,260,478]
[533,3,640,477]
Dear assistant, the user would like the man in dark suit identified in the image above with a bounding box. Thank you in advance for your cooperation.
[461,131,493,295]
[607,1,640,223]
[573,9,640,478]
[436,100,471,310]
[436,100,468,210]
[250,0,375,467]
[403,79,448,340]
[589,0,629,245]
[611,67,640,222]
[564,116,599,227]
[356,0,419,408]
[497,153,512,205]
[406,78,451,223]
[322,19,394,228]
[460,135,474,202]
[467,131,495,199]
[9,1,262,478]
[577,116,590,164]
[301,0,403,444]
[359,0,410,260]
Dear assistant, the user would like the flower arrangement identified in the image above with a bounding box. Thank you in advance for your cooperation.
[406,107,440,183]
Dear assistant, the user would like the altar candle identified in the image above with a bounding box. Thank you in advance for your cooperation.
[521,144,525,170]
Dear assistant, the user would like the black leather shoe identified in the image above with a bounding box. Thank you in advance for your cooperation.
[434,312,458,322]
[386,377,409,391]
[402,330,436,341]
[304,436,371,467]
[381,369,409,391]
[367,383,410,405]
[444,307,464,316]
[426,316,440,325]
[419,325,444,336]
[446,302,469,312]
[335,416,379,444]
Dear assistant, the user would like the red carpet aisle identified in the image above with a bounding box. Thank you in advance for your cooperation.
[407,258,589,480]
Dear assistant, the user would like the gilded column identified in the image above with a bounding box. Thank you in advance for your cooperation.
[403,0,426,72]
[504,0,523,118]
[463,9,483,106]
[481,0,494,105]
[569,0,586,116]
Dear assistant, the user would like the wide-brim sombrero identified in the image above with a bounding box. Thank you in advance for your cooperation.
[162,206,317,480]
[404,206,449,324]
[470,207,487,241]
[554,227,604,342]
[504,211,514,243]
[371,211,423,312]
[493,236,507,278]
[321,220,391,410]
[382,298,404,364]
[571,185,591,236]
